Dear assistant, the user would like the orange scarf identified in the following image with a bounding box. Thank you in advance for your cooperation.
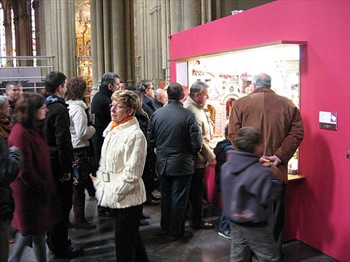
[109,116,134,131]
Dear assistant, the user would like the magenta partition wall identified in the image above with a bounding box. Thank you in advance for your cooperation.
[169,1,350,261]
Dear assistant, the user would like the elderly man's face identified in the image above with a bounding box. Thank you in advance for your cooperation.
[6,85,22,102]
[157,89,168,105]
[195,87,209,106]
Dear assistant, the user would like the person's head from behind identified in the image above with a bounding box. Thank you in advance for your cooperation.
[110,90,141,122]
[0,95,10,119]
[233,126,263,157]
[167,82,184,101]
[252,73,271,90]
[14,92,48,129]
[137,80,154,99]
[65,77,86,101]
[126,86,143,107]
[101,72,120,93]
[45,71,67,97]
[189,81,209,106]
[155,88,168,105]
[5,81,22,103]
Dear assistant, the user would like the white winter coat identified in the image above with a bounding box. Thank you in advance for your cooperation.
[67,100,96,149]
[94,117,147,209]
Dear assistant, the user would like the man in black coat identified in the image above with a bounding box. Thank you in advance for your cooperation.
[90,72,120,174]
[44,71,81,259]
[148,82,202,240]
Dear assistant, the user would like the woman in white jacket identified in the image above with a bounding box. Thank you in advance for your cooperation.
[66,77,96,230]
[92,90,149,262]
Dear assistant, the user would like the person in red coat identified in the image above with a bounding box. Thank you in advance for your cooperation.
[8,92,54,262]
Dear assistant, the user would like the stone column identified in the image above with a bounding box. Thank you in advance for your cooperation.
[161,0,171,84]
[33,0,41,57]
[124,0,135,86]
[169,0,183,34]
[90,0,99,94]
[184,0,201,30]
[90,0,134,96]
[40,0,76,78]
[3,2,14,65]
[17,1,33,59]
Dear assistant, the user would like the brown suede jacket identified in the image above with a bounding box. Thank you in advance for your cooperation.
[229,87,304,182]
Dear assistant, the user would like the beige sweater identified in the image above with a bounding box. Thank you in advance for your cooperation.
[184,96,216,168]
[94,117,147,209]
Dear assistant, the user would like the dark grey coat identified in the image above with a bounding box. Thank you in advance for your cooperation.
[148,100,202,176]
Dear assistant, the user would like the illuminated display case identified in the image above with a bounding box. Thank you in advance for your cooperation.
[176,43,302,174]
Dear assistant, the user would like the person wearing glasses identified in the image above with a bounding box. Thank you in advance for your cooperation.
[91,72,120,217]
[92,90,149,262]
[8,93,54,262]
[136,80,159,206]
[136,80,156,118]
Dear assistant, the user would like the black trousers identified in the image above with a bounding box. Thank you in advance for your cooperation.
[46,178,73,254]
[114,205,149,262]
[269,184,286,253]
[188,167,205,226]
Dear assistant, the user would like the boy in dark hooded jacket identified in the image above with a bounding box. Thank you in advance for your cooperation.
[221,126,282,262]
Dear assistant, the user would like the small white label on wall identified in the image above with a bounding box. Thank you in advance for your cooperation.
[319,111,337,130]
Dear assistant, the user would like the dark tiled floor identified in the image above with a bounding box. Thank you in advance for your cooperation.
[10,195,337,262]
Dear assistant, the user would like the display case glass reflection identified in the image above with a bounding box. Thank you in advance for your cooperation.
[184,44,301,174]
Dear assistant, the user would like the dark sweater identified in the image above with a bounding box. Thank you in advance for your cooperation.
[213,139,233,191]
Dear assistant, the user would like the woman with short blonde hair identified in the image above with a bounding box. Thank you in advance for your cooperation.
[93,90,149,262]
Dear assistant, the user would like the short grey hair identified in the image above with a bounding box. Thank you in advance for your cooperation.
[189,81,208,98]
[154,88,166,99]
[253,73,271,88]
[5,81,20,90]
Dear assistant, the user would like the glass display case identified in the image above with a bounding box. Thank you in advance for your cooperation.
[176,43,302,174]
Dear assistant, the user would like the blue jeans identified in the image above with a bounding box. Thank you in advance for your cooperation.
[160,174,192,237]
[219,214,230,233]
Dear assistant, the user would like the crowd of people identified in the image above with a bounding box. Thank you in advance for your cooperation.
[0,72,303,262]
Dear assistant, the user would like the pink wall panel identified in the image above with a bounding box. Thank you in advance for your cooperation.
[170,1,350,261]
